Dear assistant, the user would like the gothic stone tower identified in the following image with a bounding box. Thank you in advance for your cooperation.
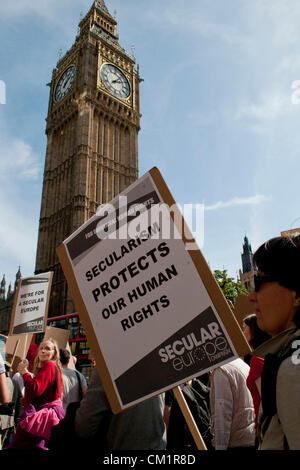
[35,0,141,316]
[239,236,255,292]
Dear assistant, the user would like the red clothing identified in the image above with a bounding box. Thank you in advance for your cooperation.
[26,343,38,372]
[23,361,62,410]
[246,356,264,436]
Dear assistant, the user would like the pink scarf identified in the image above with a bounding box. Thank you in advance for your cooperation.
[19,399,64,441]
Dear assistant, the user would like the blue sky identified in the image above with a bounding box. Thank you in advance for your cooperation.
[0,0,300,290]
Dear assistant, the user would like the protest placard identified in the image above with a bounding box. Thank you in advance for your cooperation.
[9,272,53,336]
[57,167,250,414]
[5,333,33,371]
[281,227,300,237]
[44,326,69,350]
[234,294,255,326]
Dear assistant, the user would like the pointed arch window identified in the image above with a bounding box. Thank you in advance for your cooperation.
[97,119,101,154]
[113,127,117,161]
[103,123,107,155]
[119,129,122,163]
[101,168,105,203]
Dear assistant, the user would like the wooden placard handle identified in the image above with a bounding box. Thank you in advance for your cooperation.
[9,339,20,368]
[23,335,29,360]
[173,386,207,451]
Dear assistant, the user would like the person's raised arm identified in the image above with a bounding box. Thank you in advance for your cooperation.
[0,354,10,403]
[0,372,10,403]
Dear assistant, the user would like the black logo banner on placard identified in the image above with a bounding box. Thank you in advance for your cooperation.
[115,306,234,405]
[12,317,45,335]
[21,277,50,286]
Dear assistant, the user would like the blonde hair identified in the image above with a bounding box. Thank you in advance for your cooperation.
[33,337,64,391]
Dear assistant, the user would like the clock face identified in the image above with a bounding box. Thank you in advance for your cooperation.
[54,66,76,103]
[100,63,130,99]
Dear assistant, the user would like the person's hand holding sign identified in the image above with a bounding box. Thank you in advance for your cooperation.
[18,358,29,376]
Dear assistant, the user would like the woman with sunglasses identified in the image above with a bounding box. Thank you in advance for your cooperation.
[242,314,270,445]
[7,338,65,450]
[248,234,300,450]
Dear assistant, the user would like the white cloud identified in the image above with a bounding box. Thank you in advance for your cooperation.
[0,135,41,181]
[0,0,83,20]
[205,194,271,211]
[0,198,38,269]
[234,91,290,122]
[250,0,300,47]
[0,0,87,45]
[278,53,300,75]
[0,122,41,280]
[187,110,217,128]
[0,0,55,19]
[145,5,249,48]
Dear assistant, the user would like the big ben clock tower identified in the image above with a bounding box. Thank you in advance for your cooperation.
[35,0,141,316]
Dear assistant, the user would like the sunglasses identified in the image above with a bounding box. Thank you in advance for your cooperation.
[254,274,277,292]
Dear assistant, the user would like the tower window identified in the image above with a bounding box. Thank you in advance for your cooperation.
[101,168,105,203]
[95,163,99,203]
[113,128,117,161]
[103,123,106,155]
[115,174,120,196]
[97,119,101,153]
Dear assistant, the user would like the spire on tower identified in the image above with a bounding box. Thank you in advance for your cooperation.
[57,49,63,63]
[131,45,136,60]
[7,282,12,297]
[241,236,253,274]
[14,266,22,290]
[94,0,114,19]
[0,274,6,300]
[78,0,119,42]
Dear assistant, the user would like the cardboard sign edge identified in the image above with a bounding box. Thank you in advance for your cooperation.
[149,166,250,357]
[56,243,122,414]
[43,272,53,333]
[8,279,21,336]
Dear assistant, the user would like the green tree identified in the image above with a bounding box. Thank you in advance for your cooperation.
[213,269,248,306]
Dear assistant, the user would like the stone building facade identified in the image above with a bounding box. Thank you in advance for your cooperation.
[35,0,141,317]
[239,236,255,292]
[0,268,21,335]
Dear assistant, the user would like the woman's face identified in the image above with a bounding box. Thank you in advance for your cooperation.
[38,340,55,363]
[248,278,297,337]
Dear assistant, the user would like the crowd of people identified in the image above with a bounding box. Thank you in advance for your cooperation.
[0,234,299,452]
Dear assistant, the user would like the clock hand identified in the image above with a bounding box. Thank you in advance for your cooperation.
[63,78,71,89]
